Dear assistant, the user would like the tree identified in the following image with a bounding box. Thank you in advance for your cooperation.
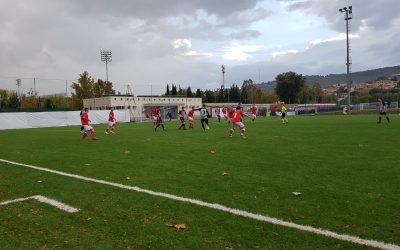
[195,88,202,98]
[8,92,20,108]
[165,84,170,96]
[275,72,306,103]
[376,76,388,81]
[310,83,323,103]
[186,86,193,97]
[178,85,184,96]
[93,79,115,97]
[71,71,95,106]
[0,89,9,109]
[71,71,115,107]
[298,84,310,103]
[240,79,255,104]
[171,84,177,95]
[229,85,241,102]
[20,88,39,108]
[44,98,55,108]
[203,90,214,103]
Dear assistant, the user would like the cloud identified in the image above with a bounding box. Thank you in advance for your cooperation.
[173,39,192,49]
[0,0,269,94]
[0,0,399,95]
[224,44,264,61]
[278,0,400,32]
[308,33,360,46]
[272,50,299,58]
[227,30,262,40]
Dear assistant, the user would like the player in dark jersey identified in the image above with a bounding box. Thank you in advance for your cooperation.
[178,107,187,130]
[198,104,210,131]
[154,108,166,131]
[378,98,390,123]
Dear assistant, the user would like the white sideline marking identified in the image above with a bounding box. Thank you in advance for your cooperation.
[0,158,399,250]
[0,195,79,213]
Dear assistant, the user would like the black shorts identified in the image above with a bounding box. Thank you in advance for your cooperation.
[179,117,185,123]
[201,118,209,124]
[157,117,163,123]
[379,112,387,116]
[281,113,286,118]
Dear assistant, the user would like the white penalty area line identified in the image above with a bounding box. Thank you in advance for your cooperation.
[0,195,79,213]
[0,158,399,250]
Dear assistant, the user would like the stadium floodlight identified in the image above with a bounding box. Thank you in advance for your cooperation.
[100,49,112,82]
[338,6,353,114]
[221,64,225,89]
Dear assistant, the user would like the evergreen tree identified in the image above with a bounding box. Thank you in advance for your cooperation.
[195,88,202,98]
[165,84,170,96]
[186,86,193,97]
[171,84,178,95]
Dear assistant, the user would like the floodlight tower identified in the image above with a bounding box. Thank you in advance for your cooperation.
[339,6,353,114]
[16,78,21,96]
[100,49,112,82]
[221,64,225,89]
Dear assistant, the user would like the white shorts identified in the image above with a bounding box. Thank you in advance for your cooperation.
[108,121,116,127]
[188,117,194,122]
[233,122,245,129]
[251,114,256,119]
[83,125,93,132]
[153,116,158,122]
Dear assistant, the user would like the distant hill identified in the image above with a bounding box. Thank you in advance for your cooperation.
[256,65,400,91]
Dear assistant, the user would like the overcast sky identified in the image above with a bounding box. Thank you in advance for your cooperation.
[1,0,399,95]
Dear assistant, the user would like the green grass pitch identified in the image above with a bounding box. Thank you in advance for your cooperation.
[0,115,399,249]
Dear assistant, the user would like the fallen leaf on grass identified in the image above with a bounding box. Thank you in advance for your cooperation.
[86,217,92,221]
[124,150,130,154]
[210,150,215,154]
[126,177,131,180]
[166,223,187,231]
[292,192,302,196]
[84,163,91,166]
[30,209,40,215]
[37,180,44,183]
[221,171,229,176]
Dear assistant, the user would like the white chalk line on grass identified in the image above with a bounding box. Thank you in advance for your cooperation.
[0,195,79,213]
[0,158,399,250]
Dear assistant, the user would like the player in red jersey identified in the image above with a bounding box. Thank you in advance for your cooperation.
[81,108,98,141]
[105,107,116,134]
[250,104,257,122]
[227,106,235,124]
[188,106,195,129]
[151,106,158,128]
[229,106,250,138]
[222,106,227,122]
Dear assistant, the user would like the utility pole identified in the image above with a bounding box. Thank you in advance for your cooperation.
[16,78,21,96]
[221,64,226,102]
[339,6,353,114]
